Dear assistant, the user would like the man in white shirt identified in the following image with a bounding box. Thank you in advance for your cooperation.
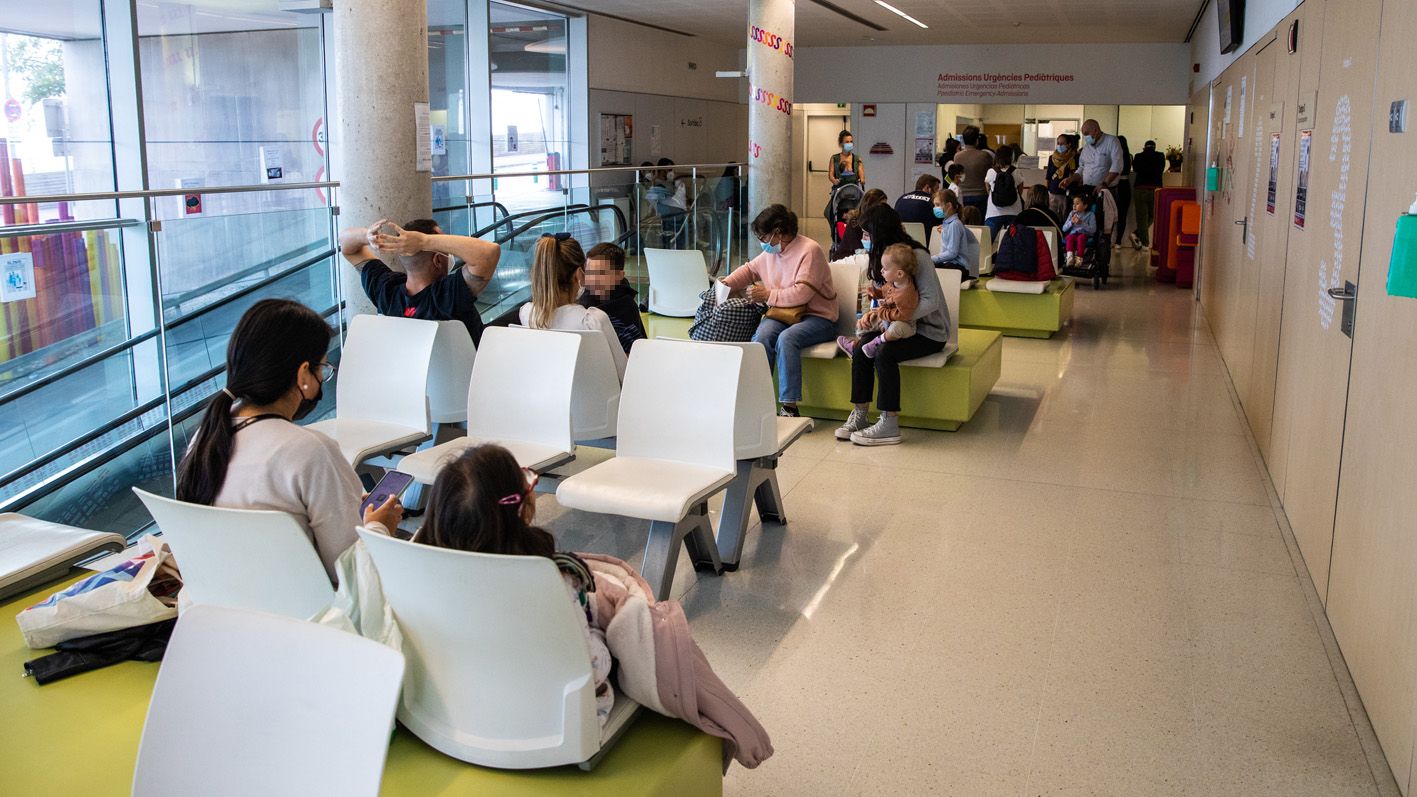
[1066,119,1125,191]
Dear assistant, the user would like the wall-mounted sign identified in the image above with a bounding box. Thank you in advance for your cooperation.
[259,145,284,182]
[1,252,36,303]
[1297,92,1317,127]
[1294,129,1313,230]
[868,142,893,155]
[862,104,877,117]
[430,125,447,156]
[1266,133,1281,215]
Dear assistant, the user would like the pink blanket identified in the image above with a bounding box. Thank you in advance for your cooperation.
[579,553,774,771]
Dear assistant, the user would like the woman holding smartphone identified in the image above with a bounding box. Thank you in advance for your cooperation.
[175,299,403,583]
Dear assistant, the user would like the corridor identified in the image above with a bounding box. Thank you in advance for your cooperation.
[542,251,1392,795]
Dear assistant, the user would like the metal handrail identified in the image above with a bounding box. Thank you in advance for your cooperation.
[433,163,746,182]
[473,203,627,243]
[0,218,144,236]
[0,181,339,206]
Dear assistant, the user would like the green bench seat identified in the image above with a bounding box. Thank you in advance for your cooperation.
[958,277,1074,339]
[0,574,723,796]
[796,327,1003,431]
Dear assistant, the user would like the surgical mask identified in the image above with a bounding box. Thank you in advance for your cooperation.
[761,240,782,255]
[292,382,323,422]
[1084,134,1097,147]
[861,238,872,252]
[933,207,946,219]
[843,142,854,153]
[1056,144,1069,153]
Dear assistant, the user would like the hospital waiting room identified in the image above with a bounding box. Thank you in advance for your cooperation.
[4,0,1417,794]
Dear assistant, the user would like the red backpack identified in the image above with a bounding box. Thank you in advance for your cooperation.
[995,226,1056,282]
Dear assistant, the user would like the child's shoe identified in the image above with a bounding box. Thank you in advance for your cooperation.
[836,336,857,357]
[861,335,886,358]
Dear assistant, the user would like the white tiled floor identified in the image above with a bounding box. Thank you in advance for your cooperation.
[536,249,1388,795]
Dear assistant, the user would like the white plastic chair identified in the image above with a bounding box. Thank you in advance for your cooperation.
[561,328,621,441]
[396,326,578,485]
[710,341,812,571]
[898,268,962,368]
[901,221,928,245]
[555,339,742,599]
[644,248,711,317]
[356,529,639,770]
[133,604,404,797]
[133,489,336,621]
[802,256,866,359]
[966,224,994,274]
[427,320,477,425]
[307,314,438,467]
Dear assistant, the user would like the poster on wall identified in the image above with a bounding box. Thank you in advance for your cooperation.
[1238,76,1248,138]
[1266,133,1281,215]
[914,137,935,164]
[915,111,934,137]
[1294,129,1313,229]
[414,103,432,172]
[1,252,36,303]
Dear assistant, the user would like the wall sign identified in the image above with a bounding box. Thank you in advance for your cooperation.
[1,252,36,303]
[1294,129,1312,230]
[1266,132,1281,215]
[1296,92,1317,128]
[414,102,432,172]
[862,104,877,117]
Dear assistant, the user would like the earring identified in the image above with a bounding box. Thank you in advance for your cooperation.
[302,384,308,390]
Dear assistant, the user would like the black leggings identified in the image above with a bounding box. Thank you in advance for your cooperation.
[850,330,947,413]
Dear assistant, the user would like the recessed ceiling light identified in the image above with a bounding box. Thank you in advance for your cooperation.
[875,0,928,29]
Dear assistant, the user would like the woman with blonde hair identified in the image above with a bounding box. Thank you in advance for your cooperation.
[518,232,628,381]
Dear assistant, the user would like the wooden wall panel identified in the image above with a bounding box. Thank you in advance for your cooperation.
[1324,0,1417,789]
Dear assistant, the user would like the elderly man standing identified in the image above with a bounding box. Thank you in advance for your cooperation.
[1065,119,1125,194]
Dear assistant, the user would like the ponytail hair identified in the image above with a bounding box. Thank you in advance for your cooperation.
[175,299,333,505]
[528,234,585,330]
[418,444,556,558]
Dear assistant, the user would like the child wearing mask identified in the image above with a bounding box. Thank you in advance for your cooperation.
[931,189,980,278]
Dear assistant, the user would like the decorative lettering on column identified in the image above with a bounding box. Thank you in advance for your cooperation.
[749,25,793,58]
[1318,95,1351,330]
[749,84,793,116]
[748,141,764,160]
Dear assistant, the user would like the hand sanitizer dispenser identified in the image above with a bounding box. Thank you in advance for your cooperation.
[1387,193,1417,299]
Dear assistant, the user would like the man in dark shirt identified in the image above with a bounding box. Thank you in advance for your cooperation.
[894,174,943,236]
[339,218,500,344]
[1130,140,1169,249]
[579,242,647,354]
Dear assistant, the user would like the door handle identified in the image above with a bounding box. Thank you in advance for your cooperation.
[1327,281,1358,338]
[1327,285,1357,300]
[1234,218,1248,225]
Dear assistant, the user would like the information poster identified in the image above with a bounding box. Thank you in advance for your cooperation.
[1,252,36,303]
[914,137,935,164]
[1294,130,1313,230]
[414,102,432,172]
[1266,133,1281,215]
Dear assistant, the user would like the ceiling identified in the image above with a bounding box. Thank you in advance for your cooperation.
[568,0,1202,47]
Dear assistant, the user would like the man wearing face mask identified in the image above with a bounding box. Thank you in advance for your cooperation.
[1066,119,1124,194]
[339,218,501,345]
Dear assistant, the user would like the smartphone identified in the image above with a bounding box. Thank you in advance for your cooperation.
[378,222,401,237]
[361,471,414,516]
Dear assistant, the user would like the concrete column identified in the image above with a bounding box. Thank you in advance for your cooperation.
[333,0,432,316]
[746,0,794,222]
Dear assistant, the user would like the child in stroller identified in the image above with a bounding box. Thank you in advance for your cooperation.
[1059,186,1115,288]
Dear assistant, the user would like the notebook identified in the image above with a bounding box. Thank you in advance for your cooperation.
[0,514,127,603]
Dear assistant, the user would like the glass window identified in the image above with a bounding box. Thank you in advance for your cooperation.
[489,2,569,213]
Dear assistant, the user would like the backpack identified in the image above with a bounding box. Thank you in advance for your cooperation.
[688,287,766,342]
[989,167,1018,208]
[994,225,1056,282]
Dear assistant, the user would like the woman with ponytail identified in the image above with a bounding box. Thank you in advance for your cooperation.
[517,233,627,382]
[175,299,403,582]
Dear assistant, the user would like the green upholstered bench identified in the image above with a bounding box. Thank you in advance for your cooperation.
[796,326,1002,431]
[958,277,1074,339]
[0,573,723,796]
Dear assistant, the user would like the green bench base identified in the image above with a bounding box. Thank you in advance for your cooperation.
[958,277,1074,339]
[0,574,723,796]
[797,328,1003,432]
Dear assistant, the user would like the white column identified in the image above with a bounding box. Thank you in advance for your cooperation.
[747,0,794,221]
[332,0,432,316]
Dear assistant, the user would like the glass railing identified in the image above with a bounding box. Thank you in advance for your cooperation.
[0,182,342,537]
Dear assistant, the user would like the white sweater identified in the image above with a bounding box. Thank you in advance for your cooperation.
[213,418,366,583]
[518,302,628,382]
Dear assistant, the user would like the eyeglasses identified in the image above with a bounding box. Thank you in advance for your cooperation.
[318,361,338,383]
[497,467,540,506]
[539,232,572,241]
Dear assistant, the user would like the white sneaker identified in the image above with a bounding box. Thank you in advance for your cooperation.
[850,415,902,446]
[835,407,870,440]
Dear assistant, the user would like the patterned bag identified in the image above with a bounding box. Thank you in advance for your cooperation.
[688,287,766,342]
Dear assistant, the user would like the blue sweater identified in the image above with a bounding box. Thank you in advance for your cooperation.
[1063,210,1097,236]
[932,215,980,277]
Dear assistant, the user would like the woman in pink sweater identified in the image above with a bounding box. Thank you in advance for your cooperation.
[720,204,838,417]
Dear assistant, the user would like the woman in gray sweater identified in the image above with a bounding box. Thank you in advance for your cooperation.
[174,299,403,582]
[836,205,952,447]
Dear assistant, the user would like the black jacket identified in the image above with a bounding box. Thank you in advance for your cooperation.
[578,279,647,354]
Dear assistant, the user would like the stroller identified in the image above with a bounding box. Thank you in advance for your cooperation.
[1059,187,1114,289]
[825,182,865,247]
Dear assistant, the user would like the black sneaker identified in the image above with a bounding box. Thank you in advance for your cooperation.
[778,404,801,418]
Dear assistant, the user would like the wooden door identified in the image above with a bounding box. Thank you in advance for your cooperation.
[1198,71,1236,341]
[1324,0,1417,789]
[1264,0,1326,496]
[1269,0,1380,600]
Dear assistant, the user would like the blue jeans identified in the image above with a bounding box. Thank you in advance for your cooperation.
[752,314,837,403]
[985,214,1016,240]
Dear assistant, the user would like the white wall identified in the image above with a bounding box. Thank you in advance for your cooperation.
[1190,0,1302,93]
[849,103,908,201]
[587,89,746,168]
[798,43,1191,105]
[586,17,742,103]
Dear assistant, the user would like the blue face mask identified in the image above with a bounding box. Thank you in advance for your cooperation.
[933,207,946,219]
[761,240,782,255]
[843,142,854,153]
[861,238,872,252]
[1056,144,1069,153]
[1084,134,1097,147]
